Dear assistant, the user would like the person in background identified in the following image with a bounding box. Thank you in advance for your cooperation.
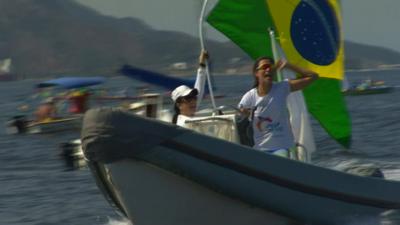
[68,89,90,114]
[35,97,57,121]
[171,85,198,126]
[238,56,318,157]
[171,50,208,126]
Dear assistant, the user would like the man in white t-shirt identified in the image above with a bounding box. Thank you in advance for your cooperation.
[239,56,318,157]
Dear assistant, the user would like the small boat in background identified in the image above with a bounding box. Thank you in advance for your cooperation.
[0,72,16,81]
[6,76,105,134]
[59,139,86,169]
[342,79,394,96]
[0,58,17,81]
[6,115,82,134]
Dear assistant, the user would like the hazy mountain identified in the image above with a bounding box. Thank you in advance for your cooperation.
[0,0,250,78]
[345,41,400,69]
[1,0,399,78]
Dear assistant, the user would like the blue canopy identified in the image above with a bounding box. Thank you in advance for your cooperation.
[119,65,195,90]
[37,77,106,89]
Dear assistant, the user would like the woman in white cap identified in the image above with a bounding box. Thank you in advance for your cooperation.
[171,50,208,126]
[171,85,199,126]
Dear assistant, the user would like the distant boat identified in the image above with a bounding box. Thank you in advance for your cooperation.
[342,79,394,96]
[0,58,16,81]
[59,138,86,169]
[6,76,105,134]
[6,115,83,134]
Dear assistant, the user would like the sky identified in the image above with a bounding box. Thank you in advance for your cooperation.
[76,0,400,52]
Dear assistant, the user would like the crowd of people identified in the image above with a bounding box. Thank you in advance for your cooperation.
[34,89,91,122]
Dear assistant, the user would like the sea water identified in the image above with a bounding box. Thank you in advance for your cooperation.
[1,69,400,225]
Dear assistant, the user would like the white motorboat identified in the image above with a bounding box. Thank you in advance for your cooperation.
[6,76,105,134]
[6,115,82,134]
[81,108,400,225]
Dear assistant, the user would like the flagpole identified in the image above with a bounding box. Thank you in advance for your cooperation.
[199,0,217,111]
[268,28,284,82]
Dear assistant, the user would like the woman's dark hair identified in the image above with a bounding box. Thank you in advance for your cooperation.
[252,56,274,88]
[172,101,181,124]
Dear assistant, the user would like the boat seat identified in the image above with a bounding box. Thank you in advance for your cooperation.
[184,114,240,144]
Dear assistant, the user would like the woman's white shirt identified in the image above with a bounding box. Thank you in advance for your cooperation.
[176,114,192,128]
[194,66,206,109]
[238,81,295,151]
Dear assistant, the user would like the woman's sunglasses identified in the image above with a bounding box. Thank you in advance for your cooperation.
[256,63,273,71]
[180,95,197,103]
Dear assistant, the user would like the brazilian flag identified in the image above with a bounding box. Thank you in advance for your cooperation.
[207,0,351,147]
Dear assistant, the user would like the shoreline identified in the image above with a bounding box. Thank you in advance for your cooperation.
[5,66,400,82]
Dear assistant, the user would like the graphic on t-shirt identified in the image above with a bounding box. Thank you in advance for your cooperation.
[256,116,282,133]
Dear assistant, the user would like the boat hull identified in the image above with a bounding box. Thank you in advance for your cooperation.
[342,86,394,96]
[91,160,295,225]
[6,115,82,134]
